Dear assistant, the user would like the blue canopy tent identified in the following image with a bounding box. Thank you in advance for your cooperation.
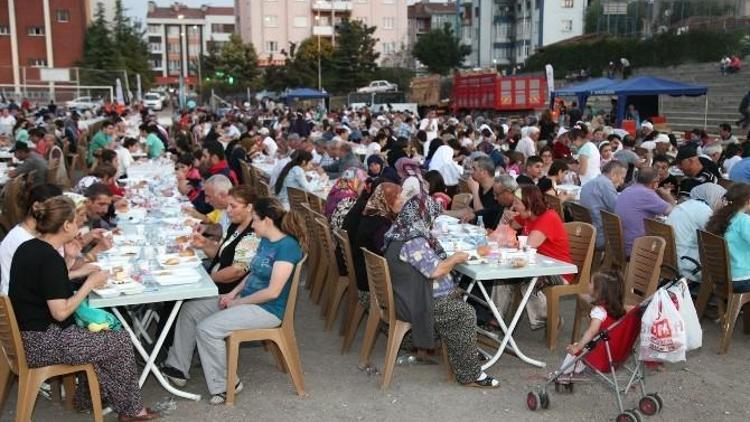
[551,77,616,108]
[590,76,708,127]
[281,88,329,105]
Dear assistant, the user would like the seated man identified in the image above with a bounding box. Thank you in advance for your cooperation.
[445,156,502,229]
[515,155,544,186]
[203,141,239,185]
[614,168,674,257]
[84,182,117,231]
[184,174,233,240]
[8,141,47,186]
[322,142,364,178]
[675,144,721,199]
[580,160,627,249]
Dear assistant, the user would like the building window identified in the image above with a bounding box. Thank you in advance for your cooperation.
[561,0,574,7]
[264,15,278,27]
[27,26,45,36]
[265,41,278,53]
[383,17,395,30]
[0,26,8,35]
[383,0,394,3]
[29,58,47,67]
[382,42,396,55]
[150,59,162,68]
[561,19,572,32]
[293,17,308,28]
[148,25,162,35]
[56,9,70,22]
[211,23,234,33]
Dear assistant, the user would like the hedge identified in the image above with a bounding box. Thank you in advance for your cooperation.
[525,29,746,76]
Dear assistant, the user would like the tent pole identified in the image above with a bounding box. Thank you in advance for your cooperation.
[704,94,708,130]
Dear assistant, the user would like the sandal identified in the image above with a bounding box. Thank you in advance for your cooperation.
[465,376,500,388]
[209,381,244,405]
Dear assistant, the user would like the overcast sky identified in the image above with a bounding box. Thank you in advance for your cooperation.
[124,0,235,24]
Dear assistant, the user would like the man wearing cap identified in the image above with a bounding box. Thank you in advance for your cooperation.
[552,127,571,159]
[8,141,47,186]
[719,123,738,145]
[675,144,721,198]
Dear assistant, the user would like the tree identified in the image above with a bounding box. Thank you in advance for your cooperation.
[412,24,470,75]
[329,19,379,94]
[217,33,260,90]
[111,0,152,91]
[79,4,118,86]
[287,37,334,89]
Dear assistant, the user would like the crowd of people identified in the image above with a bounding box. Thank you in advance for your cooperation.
[1,93,750,417]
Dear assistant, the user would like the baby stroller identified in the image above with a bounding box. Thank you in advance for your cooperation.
[526,299,667,422]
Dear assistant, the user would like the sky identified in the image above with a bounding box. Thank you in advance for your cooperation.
[124,0,235,24]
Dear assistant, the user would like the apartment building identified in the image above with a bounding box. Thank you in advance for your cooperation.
[146,1,235,88]
[460,0,587,68]
[0,0,90,93]
[235,0,408,66]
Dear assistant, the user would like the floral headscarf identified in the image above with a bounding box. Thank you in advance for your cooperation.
[363,182,401,220]
[324,168,366,217]
[384,194,446,258]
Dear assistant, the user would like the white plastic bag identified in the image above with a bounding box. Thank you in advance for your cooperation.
[639,289,687,363]
[668,279,703,351]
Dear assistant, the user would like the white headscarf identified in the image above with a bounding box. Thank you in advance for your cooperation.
[428,145,463,186]
[690,183,726,212]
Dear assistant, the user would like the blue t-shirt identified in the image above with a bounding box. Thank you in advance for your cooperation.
[725,212,750,281]
[240,235,303,319]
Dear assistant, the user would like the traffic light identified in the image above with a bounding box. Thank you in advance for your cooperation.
[228,75,235,85]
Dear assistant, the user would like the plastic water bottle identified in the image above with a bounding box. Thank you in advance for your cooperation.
[477,215,485,230]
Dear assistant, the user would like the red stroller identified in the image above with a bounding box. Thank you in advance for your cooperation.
[526,305,663,422]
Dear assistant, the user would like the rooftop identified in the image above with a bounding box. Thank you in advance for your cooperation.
[408,1,458,18]
[146,2,234,20]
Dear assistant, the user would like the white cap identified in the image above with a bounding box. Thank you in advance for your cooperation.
[557,127,569,138]
[655,133,670,144]
[641,121,654,131]
[259,127,269,136]
[639,141,657,151]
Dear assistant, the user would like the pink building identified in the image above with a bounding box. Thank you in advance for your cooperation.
[234,0,408,67]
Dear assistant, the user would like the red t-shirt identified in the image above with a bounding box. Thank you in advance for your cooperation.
[515,209,573,282]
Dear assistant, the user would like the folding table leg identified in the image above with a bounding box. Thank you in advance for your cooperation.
[112,303,201,401]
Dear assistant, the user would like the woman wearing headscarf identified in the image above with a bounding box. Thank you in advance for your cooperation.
[395,157,426,202]
[324,168,365,219]
[366,155,385,178]
[382,195,499,388]
[428,144,463,196]
[666,183,726,283]
[353,183,402,294]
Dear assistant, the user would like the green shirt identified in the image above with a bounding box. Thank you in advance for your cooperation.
[87,131,112,165]
[145,133,164,158]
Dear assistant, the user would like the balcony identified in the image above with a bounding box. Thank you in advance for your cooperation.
[312,25,334,36]
[149,44,162,53]
[312,1,352,12]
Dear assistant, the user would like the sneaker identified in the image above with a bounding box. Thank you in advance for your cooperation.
[466,376,500,389]
[209,381,243,405]
[160,365,187,388]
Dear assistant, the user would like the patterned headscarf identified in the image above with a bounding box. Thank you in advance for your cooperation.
[395,157,422,180]
[384,194,446,258]
[324,168,366,217]
[363,182,401,220]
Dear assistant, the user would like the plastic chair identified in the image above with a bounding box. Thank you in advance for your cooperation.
[304,206,329,305]
[358,248,412,390]
[696,230,750,354]
[450,193,472,210]
[546,194,564,221]
[568,202,593,224]
[643,218,679,281]
[306,193,325,215]
[544,222,595,349]
[299,203,321,293]
[257,180,271,197]
[0,296,103,421]
[225,255,308,405]
[286,187,308,213]
[333,229,367,353]
[238,160,254,188]
[600,210,627,271]
[315,218,349,330]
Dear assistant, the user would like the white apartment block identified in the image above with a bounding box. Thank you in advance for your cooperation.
[461,0,586,68]
[146,1,235,87]
[234,0,408,66]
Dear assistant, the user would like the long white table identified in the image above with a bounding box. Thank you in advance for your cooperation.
[251,161,331,200]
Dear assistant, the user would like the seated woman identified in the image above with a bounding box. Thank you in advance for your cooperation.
[428,144,463,196]
[274,150,314,210]
[8,196,159,421]
[161,197,306,405]
[395,157,426,202]
[667,183,725,283]
[353,182,402,295]
[424,170,452,210]
[493,185,573,330]
[383,194,499,388]
[706,183,750,293]
[537,159,569,197]
[325,167,365,222]
[176,153,211,213]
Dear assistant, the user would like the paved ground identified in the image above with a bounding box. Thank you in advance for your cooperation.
[3,293,749,421]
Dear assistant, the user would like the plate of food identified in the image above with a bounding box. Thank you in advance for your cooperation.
[158,250,202,268]
[152,268,202,286]
[115,246,140,258]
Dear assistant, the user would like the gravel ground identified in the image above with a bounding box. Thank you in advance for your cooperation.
[3,294,749,421]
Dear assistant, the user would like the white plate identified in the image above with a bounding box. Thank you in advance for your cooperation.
[158,253,202,268]
[93,287,120,298]
[152,268,202,286]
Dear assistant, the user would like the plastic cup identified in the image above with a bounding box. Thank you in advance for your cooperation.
[518,236,528,250]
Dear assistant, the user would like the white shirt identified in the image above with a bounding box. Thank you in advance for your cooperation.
[226,124,241,140]
[262,136,278,157]
[419,118,438,146]
[116,146,134,177]
[666,199,712,281]
[0,115,16,135]
[516,136,536,159]
[0,224,34,294]
[724,155,742,175]
[577,141,602,185]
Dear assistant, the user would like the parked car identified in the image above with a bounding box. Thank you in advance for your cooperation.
[143,92,164,111]
[65,96,103,111]
[357,80,398,93]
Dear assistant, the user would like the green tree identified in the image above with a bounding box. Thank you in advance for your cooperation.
[412,23,470,75]
[201,38,222,80]
[217,33,260,90]
[287,37,334,89]
[112,0,152,91]
[79,3,118,86]
[329,19,379,94]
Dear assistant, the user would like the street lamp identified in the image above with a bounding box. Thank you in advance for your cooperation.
[315,14,322,91]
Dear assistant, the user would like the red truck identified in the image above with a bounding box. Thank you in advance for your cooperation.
[451,71,547,113]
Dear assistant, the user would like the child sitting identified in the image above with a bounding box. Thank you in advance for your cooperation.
[559,270,630,379]
[424,170,452,210]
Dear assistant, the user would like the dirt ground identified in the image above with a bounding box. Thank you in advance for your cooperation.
[3,294,749,421]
